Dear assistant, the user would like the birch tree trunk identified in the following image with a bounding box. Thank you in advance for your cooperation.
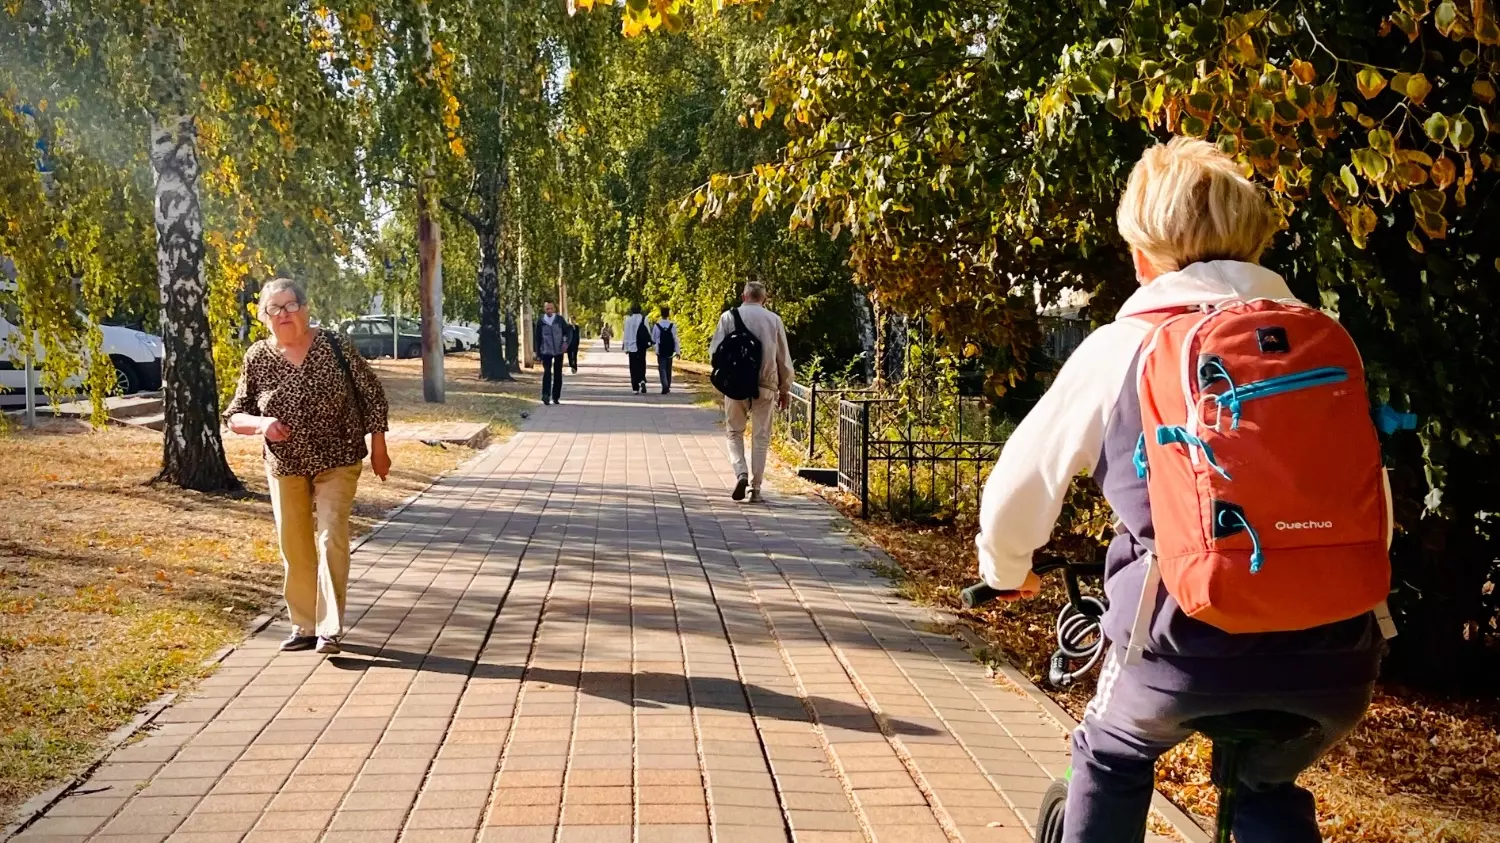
[149,114,239,492]
[853,287,877,384]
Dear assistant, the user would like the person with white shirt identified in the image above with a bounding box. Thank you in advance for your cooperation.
[651,306,680,394]
[622,303,651,394]
[708,282,793,503]
[532,301,570,405]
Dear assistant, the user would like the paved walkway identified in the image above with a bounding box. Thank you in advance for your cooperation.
[13,343,1099,843]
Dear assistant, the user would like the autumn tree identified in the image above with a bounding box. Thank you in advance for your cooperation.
[1,0,371,491]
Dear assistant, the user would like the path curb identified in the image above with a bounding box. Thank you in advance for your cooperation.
[2,442,500,841]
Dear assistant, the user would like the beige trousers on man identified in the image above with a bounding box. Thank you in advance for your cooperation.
[267,462,362,639]
[725,395,775,491]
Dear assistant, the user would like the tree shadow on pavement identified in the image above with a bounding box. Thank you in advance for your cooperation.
[327,645,940,737]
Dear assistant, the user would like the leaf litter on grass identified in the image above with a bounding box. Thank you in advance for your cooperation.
[0,358,531,821]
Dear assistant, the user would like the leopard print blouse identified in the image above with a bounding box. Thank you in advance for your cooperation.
[225,330,390,477]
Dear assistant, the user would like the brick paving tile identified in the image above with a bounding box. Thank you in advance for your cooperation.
[173,811,260,833]
[405,806,486,829]
[637,827,711,843]
[23,345,1186,843]
[250,810,332,830]
[14,816,109,837]
[486,805,562,826]
[478,828,556,843]
[244,831,320,843]
[557,827,632,843]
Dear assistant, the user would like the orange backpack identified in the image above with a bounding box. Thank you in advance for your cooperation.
[1134,299,1391,635]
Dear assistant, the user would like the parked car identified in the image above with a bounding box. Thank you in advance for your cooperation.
[444,323,479,352]
[340,316,421,359]
[341,315,476,358]
[0,282,164,396]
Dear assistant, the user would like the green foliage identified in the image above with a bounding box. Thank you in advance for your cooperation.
[605,0,1500,686]
[556,6,864,363]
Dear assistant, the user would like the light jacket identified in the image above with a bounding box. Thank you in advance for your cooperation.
[623,313,650,353]
[976,261,1383,693]
[708,303,793,399]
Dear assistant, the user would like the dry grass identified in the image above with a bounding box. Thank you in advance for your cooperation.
[821,510,1500,843]
[370,352,535,435]
[0,352,533,821]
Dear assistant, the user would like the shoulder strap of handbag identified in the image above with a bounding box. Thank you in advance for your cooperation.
[327,333,368,430]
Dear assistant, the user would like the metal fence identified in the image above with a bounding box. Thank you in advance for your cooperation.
[836,396,1008,521]
[779,382,878,465]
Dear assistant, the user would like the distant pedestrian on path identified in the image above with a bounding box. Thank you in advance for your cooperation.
[567,321,582,373]
[600,321,613,352]
[652,306,679,394]
[226,277,391,656]
[623,303,651,394]
[534,301,571,405]
[709,281,793,503]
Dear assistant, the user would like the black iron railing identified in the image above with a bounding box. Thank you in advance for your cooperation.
[837,395,1010,522]
[778,383,879,465]
[837,398,878,517]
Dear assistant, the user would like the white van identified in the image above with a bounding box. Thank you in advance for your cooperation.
[0,277,165,397]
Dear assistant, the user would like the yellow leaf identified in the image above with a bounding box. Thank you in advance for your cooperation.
[1431,155,1457,189]
[1405,73,1433,106]
[1290,59,1317,85]
[1356,67,1387,100]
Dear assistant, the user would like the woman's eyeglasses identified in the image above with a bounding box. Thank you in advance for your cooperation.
[263,301,304,317]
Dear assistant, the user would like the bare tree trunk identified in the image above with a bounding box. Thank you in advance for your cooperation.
[476,216,509,381]
[417,179,445,403]
[476,168,510,381]
[149,114,239,492]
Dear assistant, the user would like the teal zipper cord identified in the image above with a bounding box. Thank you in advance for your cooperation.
[1217,508,1266,573]
[1156,425,1233,480]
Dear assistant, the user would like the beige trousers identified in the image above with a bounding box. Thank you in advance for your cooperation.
[725,395,775,491]
[267,462,362,639]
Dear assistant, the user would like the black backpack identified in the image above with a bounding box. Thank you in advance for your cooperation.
[635,317,652,351]
[657,322,676,357]
[710,308,763,401]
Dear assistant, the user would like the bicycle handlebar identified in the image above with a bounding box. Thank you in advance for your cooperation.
[961,557,1104,611]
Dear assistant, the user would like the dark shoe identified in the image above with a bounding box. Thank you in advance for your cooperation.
[732,474,748,501]
[315,637,342,655]
[552,398,562,405]
[542,398,551,405]
[280,634,316,652]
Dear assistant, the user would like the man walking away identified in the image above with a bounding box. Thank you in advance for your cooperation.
[567,321,582,373]
[533,301,570,405]
[601,321,613,352]
[709,282,793,503]
[623,304,651,394]
[652,306,679,394]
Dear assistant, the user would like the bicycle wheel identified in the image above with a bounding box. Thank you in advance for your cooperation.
[1034,779,1068,843]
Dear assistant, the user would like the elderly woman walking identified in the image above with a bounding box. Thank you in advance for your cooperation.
[226,278,391,655]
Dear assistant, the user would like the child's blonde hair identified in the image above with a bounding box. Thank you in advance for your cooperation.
[1117,137,1280,274]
